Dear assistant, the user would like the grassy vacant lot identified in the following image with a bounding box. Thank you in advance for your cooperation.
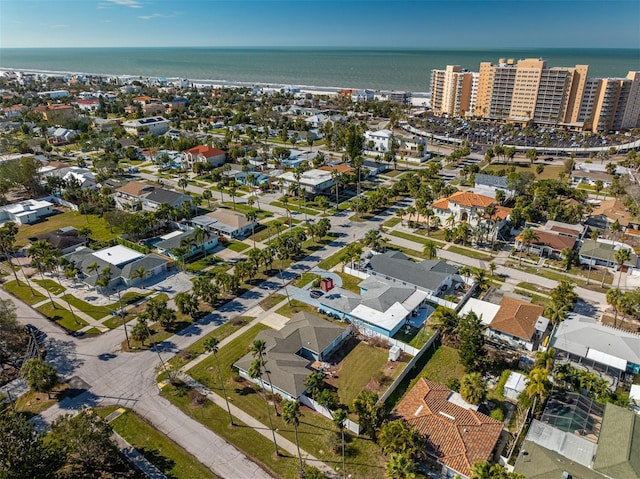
[37,302,88,331]
[259,293,286,311]
[482,163,566,181]
[33,278,66,295]
[335,342,389,405]
[168,316,254,369]
[3,280,46,305]
[101,408,219,479]
[15,211,118,246]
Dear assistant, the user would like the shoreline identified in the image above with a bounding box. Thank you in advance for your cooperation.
[0,66,430,98]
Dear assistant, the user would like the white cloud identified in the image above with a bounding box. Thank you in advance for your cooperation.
[50,24,69,29]
[138,12,176,20]
[105,0,142,8]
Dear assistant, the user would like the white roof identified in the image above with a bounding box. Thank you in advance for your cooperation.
[505,371,527,393]
[458,297,500,325]
[160,230,184,240]
[366,129,392,138]
[351,302,409,333]
[552,313,640,369]
[279,169,333,187]
[630,384,640,402]
[1,198,52,214]
[401,289,429,311]
[93,245,144,267]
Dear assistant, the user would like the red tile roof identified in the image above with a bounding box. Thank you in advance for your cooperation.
[433,191,495,210]
[490,297,544,340]
[185,145,226,158]
[395,379,503,477]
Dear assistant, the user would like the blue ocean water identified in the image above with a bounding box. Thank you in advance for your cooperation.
[0,47,638,92]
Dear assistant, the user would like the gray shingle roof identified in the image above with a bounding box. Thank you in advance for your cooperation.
[593,403,640,479]
[144,188,191,206]
[120,254,168,279]
[234,312,345,398]
[369,251,457,292]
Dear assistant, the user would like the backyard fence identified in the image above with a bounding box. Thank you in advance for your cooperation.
[299,395,360,434]
[378,329,441,404]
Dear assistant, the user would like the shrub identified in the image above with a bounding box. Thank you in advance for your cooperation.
[312,278,321,288]
[446,377,460,392]
[490,407,505,422]
[189,389,206,407]
[495,370,511,399]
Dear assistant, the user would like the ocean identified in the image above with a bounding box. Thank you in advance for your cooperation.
[0,47,638,92]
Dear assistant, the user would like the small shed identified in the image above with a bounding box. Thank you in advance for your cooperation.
[320,277,334,292]
[504,371,527,401]
[389,345,401,362]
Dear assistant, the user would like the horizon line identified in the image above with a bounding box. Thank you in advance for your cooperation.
[2,45,639,50]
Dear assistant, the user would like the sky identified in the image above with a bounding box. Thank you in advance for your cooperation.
[0,0,639,49]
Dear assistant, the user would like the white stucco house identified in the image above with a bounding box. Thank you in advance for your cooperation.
[365,129,393,153]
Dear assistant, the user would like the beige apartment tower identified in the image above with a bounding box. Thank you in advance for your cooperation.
[430,65,475,117]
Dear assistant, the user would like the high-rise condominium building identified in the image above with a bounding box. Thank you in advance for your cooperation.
[431,57,640,132]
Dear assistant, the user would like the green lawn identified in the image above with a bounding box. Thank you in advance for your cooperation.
[389,230,445,247]
[107,409,220,479]
[62,294,114,320]
[482,164,566,181]
[37,302,88,331]
[270,201,320,216]
[335,272,362,294]
[15,211,118,247]
[316,248,346,271]
[259,293,286,311]
[335,342,389,405]
[225,240,250,253]
[393,325,436,349]
[33,278,66,295]
[415,345,465,385]
[220,203,273,220]
[382,217,402,228]
[168,317,255,369]
[292,272,320,288]
[276,299,318,318]
[447,245,491,261]
[3,280,47,305]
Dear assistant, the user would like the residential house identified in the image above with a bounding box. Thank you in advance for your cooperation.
[182,145,227,170]
[0,198,54,225]
[33,104,76,122]
[365,129,393,153]
[395,378,503,479]
[318,163,354,175]
[514,398,640,479]
[36,226,87,254]
[64,244,170,289]
[75,98,101,111]
[578,239,637,270]
[153,228,218,260]
[122,116,170,137]
[432,191,495,227]
[114,181,156,210]
[189,208,257,239]
[234,312,349,401]
[368,250,458,297]
[141,188,192,213]
[473,173,515,200]
[349,276,434,337]
[351,89,374,102]
[278,169,335,196]
[459,296,549,352]
[551,313,640,377]
[2,104,27,119]
[47,127,77,145]
[586,198,640,233]
[398,136,429,161]
[515,227,577,258]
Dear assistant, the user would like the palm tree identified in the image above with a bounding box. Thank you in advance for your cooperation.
[248,354,279,457]
[131,266,148,289]
[331,169,342,210]
[178,176,188,193]
[245,210,258,248]
[469,461,492,479]
[202,189,213,208]
[519,228,538,266]
[204,337,234,426]
[423,239,438,259]
[614,247,631,289]
[526,367,551,417]
[544,300,568,325]
[282,400,303,472]
[250,339,279,416]
[606,287,624,326]
[229,184,238,210]
[472,268,490,293]
[333,408,348,479]
[488,262,497,277]
[384,453,416,479]
[193,226,210,257]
